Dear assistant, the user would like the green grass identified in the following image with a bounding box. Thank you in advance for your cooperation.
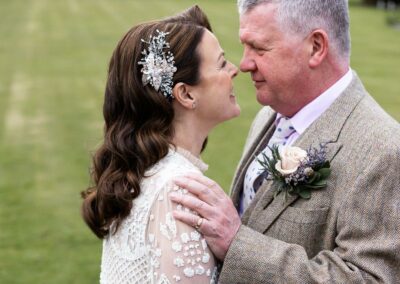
[0,0,399,283]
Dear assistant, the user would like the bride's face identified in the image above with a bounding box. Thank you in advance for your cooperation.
[191,30,241,126]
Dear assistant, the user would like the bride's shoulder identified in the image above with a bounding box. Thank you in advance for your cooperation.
[143,150,200,187]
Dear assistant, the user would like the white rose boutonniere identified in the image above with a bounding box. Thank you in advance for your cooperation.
[258,144,331,201]
[275,147,308,175]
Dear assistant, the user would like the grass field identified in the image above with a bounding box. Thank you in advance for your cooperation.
[0,0,399,283]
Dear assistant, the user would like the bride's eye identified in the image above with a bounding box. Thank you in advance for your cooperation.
[221,60,227,68]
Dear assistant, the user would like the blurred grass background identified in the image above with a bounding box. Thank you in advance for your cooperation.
[0,0,398,283]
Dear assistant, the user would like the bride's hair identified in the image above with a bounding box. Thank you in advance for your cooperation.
[81,6,212,238]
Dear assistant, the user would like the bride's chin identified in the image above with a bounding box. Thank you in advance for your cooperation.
[233,105,241,117]
[226,106,241,121]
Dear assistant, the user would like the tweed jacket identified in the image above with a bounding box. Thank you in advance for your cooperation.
[219,73,400,283]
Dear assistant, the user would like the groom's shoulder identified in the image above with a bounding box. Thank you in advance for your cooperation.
[357,93,398,134]
[344,92,400,150]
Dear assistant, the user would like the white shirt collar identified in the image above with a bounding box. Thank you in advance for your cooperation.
[278,69,353,135]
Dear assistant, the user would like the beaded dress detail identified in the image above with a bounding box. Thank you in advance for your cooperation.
[100,147,218,283]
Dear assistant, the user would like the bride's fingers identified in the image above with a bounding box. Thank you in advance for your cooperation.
[169,191,215,218]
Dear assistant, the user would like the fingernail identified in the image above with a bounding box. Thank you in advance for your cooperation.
[169,193,178,200]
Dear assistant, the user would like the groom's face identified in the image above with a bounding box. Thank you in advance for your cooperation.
[239,3,310,116]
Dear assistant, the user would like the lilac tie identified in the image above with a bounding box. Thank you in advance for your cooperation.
[240,117,296,215]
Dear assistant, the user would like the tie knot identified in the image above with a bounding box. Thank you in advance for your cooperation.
[274,116,295,140]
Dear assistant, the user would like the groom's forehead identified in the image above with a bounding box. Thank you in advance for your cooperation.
[239,29,257,44]
[239,5,278,34]
[239,22,277,45]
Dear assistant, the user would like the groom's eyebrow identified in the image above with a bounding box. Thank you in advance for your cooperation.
[218,52,225,60]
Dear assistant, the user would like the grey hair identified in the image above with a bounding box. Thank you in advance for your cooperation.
[238,0,351,60]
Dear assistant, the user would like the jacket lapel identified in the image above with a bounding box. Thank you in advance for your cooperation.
[246,72,366,233]
[231,113,277,210]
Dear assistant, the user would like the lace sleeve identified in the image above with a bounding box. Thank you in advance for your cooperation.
[146,179,218,284]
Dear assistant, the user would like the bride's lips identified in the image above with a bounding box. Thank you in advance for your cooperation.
[229,87,236,98]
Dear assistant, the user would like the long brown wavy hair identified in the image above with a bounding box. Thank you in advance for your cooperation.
[81,6,212,238]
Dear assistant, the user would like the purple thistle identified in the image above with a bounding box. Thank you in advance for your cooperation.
[304,143,328,169]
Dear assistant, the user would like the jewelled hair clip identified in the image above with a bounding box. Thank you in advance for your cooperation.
[138,30,177,100]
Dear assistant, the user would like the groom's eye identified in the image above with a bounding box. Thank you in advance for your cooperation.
[249,44,263,53]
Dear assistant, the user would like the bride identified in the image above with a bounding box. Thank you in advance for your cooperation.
[81,5,240,284]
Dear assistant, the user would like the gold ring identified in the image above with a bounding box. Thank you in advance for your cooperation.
[195,217,203,230]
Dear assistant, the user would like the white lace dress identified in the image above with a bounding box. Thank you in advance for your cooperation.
[100,147,218,283]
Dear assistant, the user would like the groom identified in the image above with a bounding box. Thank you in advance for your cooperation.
[170,0,400,282]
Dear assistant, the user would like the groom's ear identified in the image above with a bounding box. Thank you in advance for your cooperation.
[307,29,329,68]
[172,82,195,109]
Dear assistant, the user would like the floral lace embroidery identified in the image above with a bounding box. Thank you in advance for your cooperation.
[150,193,214,281]
[100,148,217,283]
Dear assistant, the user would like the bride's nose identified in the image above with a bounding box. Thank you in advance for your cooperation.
[229,62,239,78]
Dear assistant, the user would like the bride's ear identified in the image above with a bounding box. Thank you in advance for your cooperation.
[172,82,196,110]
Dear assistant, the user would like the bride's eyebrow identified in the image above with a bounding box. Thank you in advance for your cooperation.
[218,51,225,61]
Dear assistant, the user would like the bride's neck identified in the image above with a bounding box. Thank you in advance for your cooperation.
[172,119,209,157]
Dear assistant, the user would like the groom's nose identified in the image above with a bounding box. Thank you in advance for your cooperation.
[240,46,256,73]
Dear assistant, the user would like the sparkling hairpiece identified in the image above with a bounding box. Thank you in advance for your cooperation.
[138,30,177,100]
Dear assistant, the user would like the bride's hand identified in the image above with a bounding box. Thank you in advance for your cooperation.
[169,173,241,261]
